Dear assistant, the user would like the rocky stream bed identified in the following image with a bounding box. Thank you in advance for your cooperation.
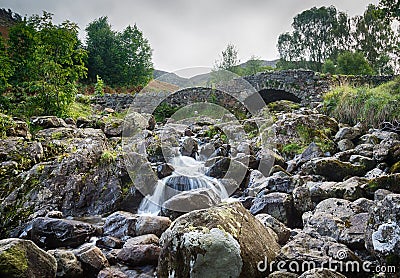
[0,99,399,277]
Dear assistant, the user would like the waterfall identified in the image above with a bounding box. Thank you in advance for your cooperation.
[138,150,228,215]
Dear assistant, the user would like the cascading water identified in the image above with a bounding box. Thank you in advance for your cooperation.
[138,146,229,215]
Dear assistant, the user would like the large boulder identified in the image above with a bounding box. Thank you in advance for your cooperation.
[300,157,368,182]
[0,238,57,278]
[47,249,83,278]
[157,202,280,278]
[365,193,400,264]
[31,217,97,249]
[250,192,301,228]
[303,198,368,249]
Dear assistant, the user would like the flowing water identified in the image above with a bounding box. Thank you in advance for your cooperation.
[138,150,229,215]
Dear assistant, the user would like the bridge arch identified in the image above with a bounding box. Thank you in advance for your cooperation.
[257,88,301,104]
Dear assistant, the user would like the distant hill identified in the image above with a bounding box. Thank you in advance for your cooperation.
[238,59,279,69]
[0,8,22,38]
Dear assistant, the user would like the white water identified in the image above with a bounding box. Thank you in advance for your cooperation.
[138,152,229,215]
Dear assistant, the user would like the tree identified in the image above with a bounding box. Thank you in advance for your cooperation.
[277,6,352,71]
[85,17,118,84]
[215,43,240,72]
[336,51,374,75]
[5,12,87,117]
[117,24,153,87]
[322,59,336,74]
[353,4,396,74]
[379,0,400,20]
[0,36,14,91]
[243,55,264,75]
[85,17,153,87]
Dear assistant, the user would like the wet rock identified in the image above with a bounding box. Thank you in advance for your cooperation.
[135,215,171,237]
[365,193,400,263]
[349,155,376,170]
[7,119,30,138]
[250,192,300,228]
[31,116,67,128]
[74,245,109,277]
[198,142,215,160]
[277,230,360,275]
[156,163,174,179]
[256,214,291,244]
[247,172,294,196]
[298,268,346,278]
[46,211,63,219]
[158,202,280,277]
[303,198,367,249]
[0,238,57,278]
[96,236,123,249]
[98,267,128,278]
[205,157,248,182]
[0,138,43,170]
[334,126,361,141]
[161,188,221,219]
[268,271,299,278]
[103,119,123,137]
[373,139,400,163]
[117,244,161,266]
[180,137,198,158]
[337,139,354,152]
[31,217,97,249]
[103,211,139,238]
[48,249,83,278]
[124,234,159,246]
[301,157,368,182]
[292,186,315,214]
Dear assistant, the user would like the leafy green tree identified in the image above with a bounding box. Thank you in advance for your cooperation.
[379,0,400,20]
[278,6,350,71]
[85,17,153,87]
[6,12,87,117]
[243,55,264,75]
[0,36,13,91]
[353,4,396,74]
[322,59,336,74]
[118,24,153,87]
[214,43,240,72]
[85,17,118,84]
[336,51,374,75]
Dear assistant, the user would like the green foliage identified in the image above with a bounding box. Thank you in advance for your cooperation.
[322,59,336,74]
[100,149,118,164]
[85,17,153,87]
[277,6,351,71]
[323,79,400,127]
[336,51,374,75]
[0,113,14,138]
[95,75,104,96]
[2,12,87,118]
[214,43,240,72]
[353,4,397,74]
[153,102,181,123]
[379,0,400,20]
[278,4,398,74]
[281,143,303,157]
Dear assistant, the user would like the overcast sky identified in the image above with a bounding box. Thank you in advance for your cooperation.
[1,0,379,73]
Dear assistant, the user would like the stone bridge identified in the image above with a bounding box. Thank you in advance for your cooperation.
[92,70,394,113]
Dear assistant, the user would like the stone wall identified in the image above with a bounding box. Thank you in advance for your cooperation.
[91,70,396,112]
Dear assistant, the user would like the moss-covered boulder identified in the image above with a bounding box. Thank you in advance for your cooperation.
[300,157,368,182]
[157,202,280,278]
[0,238,57,278]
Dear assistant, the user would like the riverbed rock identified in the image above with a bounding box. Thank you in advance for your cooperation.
[135,215,171,237]
[255,214,291,244]
[31,116,67,128]
[158,202,280,277]
[103,119,123,137]
[250,192,300,228]
[334,126,362,141]
[300,157,368,182]
[298,269,346,278]
[74,245,109,277]
[365,193,400,264]
[303,198,367,249]
[48,249,83,278]
[0,238,57,278]
[337,139,354,152]
[31,217,97,249]
[117,244,161,266]
[103,211,138,238]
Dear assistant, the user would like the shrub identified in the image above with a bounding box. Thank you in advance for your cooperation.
[323,78,400,127]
